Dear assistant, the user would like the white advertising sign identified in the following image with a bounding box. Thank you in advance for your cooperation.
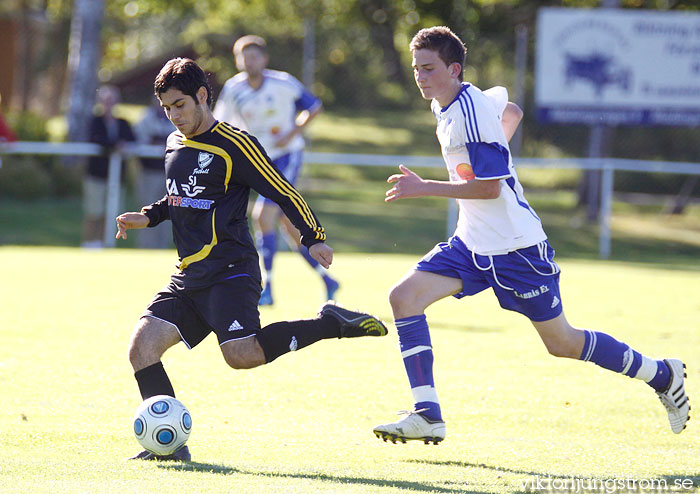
[536,7,700,126]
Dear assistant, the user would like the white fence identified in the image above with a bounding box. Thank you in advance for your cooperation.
[2,141,699,257]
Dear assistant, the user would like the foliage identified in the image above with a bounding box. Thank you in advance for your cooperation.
[49,160,83,197]
[2,161,699,261]
[9,0,700,111]
[4,0,699,195]
[0,110,81,199]
[0,159,53,200]
[6,110,50,142]
[31,0,692,112]
[0,157,82,200]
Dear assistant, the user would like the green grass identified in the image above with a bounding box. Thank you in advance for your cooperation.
[0,197,84,245]
[1,247,699,493]
[3,164,700,264]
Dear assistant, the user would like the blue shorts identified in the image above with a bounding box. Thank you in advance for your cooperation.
[415,236,563,322]
[256,150,303,207]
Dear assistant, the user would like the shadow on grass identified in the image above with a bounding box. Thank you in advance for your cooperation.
[406,460,700,491]
[158,461,488,494]
[429,321,504,333]
[368,311,504,334]
[405,459,582,480]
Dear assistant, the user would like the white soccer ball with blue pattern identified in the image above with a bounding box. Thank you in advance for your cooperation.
[133,395,192,456]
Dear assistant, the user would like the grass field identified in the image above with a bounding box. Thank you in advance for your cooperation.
[2,166,700,263]
[1,247,699,494]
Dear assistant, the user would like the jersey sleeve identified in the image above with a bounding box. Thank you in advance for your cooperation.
[141,195,170,227]
[461,88,512,180]
[294,86,321,113]
[226,130,326,247]
[482,86,508,119]
[281,73,321,114]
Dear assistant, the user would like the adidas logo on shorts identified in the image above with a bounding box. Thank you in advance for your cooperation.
[228,320,244,331]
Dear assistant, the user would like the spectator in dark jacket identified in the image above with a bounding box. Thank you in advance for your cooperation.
[82,85,135,248]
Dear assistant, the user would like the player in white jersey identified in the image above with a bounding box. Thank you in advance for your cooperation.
[214,35,339,306]
[435,83,547,255]
[373,26,689,445]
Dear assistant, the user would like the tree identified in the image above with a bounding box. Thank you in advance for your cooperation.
[357,0,408,89]
[65,0,104,142]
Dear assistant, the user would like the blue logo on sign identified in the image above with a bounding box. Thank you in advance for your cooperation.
[565,52,632,96]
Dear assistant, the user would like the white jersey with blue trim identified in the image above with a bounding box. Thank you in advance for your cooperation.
[213,69,320,161]
[432,83,547,255]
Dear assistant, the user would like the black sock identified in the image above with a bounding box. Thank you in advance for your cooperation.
[134,361,175,400]
[255,315,340,363]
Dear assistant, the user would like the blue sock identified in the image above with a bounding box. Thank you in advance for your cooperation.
[300,245,320,269]
[648,363,671,392]
[580,330,670,391]
[396,315,442,421]
[299,246,336,286]
[256,232,277,273]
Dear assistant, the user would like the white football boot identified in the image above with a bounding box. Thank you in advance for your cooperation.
[656,359,690,434]
[373,410,446,445]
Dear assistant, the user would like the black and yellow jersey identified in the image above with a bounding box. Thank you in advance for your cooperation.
[141,121,325,288]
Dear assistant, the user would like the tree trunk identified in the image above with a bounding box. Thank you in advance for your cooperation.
[578,125,613,222]
[358,0,407,89]
[66,0,104,143]
[13,1,33,112]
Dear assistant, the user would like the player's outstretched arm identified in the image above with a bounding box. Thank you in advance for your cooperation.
[308,242,333,269]
[115,212,150,240]
[385,164,499,202]
[275,104,323,148]
[385,164,427,202]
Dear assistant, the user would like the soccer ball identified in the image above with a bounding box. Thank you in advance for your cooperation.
[133,395,192,456]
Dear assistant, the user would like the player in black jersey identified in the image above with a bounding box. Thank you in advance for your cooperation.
[116,58,387,461]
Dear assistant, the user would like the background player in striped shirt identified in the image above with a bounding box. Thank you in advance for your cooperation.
[214,35,339,306]
[116,58,387,461]
[373,26,689,445]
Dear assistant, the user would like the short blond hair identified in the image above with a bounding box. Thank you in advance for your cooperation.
[233,35,266,57]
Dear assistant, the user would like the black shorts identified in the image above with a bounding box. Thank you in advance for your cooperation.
[143,274,262,349]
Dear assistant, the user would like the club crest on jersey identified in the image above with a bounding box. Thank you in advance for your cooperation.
[194,152,213,174]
